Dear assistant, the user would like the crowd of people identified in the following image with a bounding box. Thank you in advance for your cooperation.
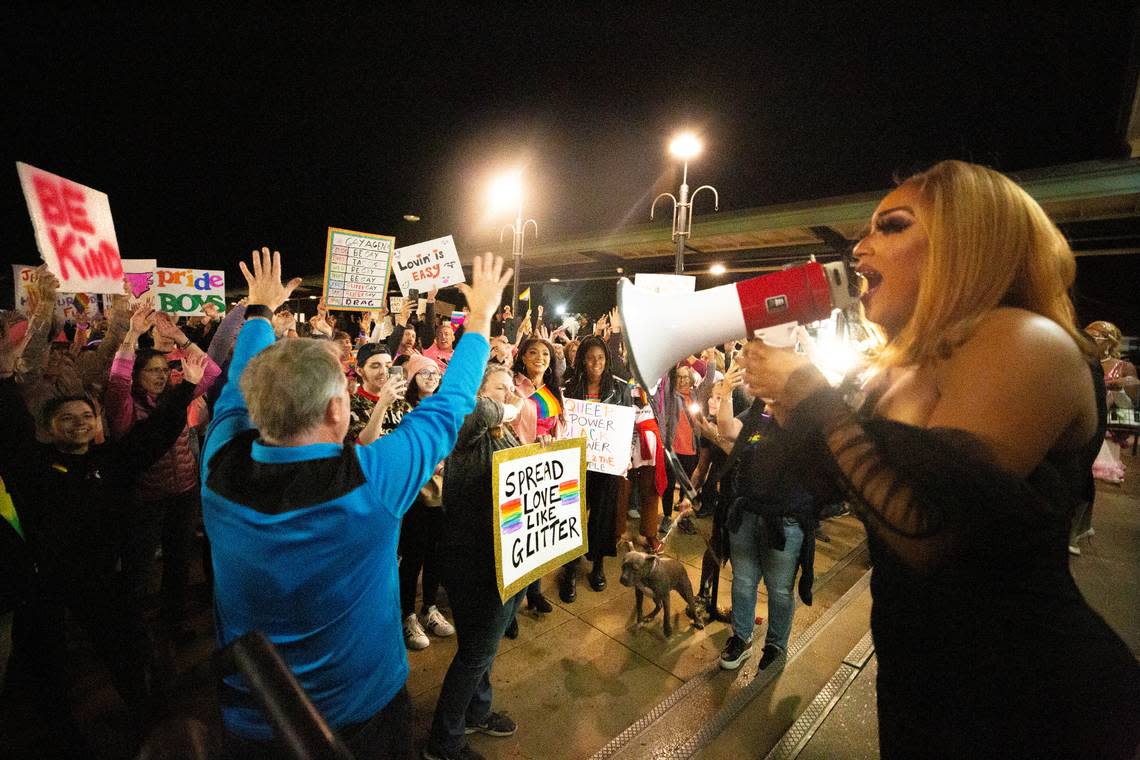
[1,159,1138,759]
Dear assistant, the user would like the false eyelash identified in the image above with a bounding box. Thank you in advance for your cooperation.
[875,216,911,234]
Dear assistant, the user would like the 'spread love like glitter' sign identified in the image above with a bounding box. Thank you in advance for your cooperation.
[492,438,588,603]
[16,162,125,294]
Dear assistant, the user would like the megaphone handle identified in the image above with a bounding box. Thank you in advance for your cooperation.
[663,446,700,501]
[640,382,701,502]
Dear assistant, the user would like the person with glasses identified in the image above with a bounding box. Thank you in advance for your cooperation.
[395,353,455,650]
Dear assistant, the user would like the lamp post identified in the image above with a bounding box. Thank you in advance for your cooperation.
[651,132,720,274]
[491,172,538,314]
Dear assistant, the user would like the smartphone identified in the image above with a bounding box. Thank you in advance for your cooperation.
[389,366,405,380]
[408,288,420,304]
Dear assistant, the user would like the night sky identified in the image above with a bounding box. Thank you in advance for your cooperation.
[3,3,1139,330]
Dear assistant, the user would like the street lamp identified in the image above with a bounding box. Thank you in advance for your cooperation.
[651,131,720,274]
[491,171,538,313]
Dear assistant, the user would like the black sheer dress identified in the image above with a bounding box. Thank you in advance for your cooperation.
[788,375,1140,760]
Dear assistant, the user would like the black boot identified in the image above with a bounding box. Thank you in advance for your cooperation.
[559,560,578,603]
[588,558,606,592]
[504,616,519,639]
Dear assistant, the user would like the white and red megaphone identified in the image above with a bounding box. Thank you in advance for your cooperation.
[617,260,860,390]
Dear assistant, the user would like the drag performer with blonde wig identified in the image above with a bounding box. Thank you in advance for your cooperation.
[744,160,1139,758]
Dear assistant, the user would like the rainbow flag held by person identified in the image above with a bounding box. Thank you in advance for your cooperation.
[557,479,580,508]
[518,287,531,303]
[450,310,466,329]
[500,497,523,534]
[530,385,561,420]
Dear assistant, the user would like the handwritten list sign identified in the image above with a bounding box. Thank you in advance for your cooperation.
[492,438,588,602]
[391,235,464,296]
[322,227,394,311]
[16,162,124,294]
[563,398,636,475]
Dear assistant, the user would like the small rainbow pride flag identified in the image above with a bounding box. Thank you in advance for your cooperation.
[558,479,580,508]
[500,497,523,534]
[530,385,561,420]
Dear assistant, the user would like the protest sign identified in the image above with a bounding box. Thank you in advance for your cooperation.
[389,296,406,315]
[122,259,157,301]
[391,235,464,296]
[633,273,695,294]
[562,398,636,476]
[155,267,226,315]
[322,227,394,311]
[16,162,124,294]
[12,264,102,322]
[492,438,588,603]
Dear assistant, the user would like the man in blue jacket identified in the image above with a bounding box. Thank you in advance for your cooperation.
[202,248,512,759]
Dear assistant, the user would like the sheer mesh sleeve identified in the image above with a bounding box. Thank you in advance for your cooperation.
[787,387,1049,574]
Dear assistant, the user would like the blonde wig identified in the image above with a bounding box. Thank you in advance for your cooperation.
[878,160,1091,367]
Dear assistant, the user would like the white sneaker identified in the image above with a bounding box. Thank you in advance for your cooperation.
[403,613,430,650]
[628,508,640,519]
[423,605,455,637]
[1068,544,1081,556]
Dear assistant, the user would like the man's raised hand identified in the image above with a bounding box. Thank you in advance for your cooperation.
[240,247,302,310]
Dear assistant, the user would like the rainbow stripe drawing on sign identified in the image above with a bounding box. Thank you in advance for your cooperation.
[500,497,523,534]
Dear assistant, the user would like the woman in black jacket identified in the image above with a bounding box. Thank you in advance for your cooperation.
[560,336,633,599]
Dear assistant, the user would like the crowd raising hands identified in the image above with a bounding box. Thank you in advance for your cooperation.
[4,157,1140,760]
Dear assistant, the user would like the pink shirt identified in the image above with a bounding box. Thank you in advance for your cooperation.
[423,342,454,371]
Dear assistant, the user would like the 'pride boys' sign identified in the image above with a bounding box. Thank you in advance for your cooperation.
[492,438,588,602]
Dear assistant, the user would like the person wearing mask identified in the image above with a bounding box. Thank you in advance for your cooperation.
[395,352,455,650]
[560,336,632,599]
[747,161,1140,758]
[423,365,526,760]
[424,322,457,371]
[509,336,565,613]
[203,249,511,759]
[0,308,207,747]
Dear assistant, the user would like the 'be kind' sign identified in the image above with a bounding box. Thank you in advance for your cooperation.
[492,438,588,603]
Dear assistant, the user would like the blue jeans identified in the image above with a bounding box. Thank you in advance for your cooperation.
[729,513,803,650]
[427,583,524,755]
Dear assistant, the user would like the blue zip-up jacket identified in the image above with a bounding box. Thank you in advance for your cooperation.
[201,317,488,740]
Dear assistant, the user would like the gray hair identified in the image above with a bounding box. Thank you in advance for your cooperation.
[480,362,513,388]
[240,337,346,442]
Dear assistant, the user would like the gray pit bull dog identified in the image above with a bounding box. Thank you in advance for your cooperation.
[619,542,705,637]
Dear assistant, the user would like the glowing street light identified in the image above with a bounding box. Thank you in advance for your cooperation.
[652,131,720,274]
[491,170,537,313]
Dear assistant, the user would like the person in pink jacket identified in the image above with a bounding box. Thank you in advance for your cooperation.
[103,308,225,643]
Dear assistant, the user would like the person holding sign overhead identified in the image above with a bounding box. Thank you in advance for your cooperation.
[201,247,512,759]
[560,336,632,597]
[509,336,565,612]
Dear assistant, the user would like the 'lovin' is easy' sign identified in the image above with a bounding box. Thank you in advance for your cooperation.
[16,162,125,294]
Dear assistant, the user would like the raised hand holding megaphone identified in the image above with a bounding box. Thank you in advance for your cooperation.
[617,260,860,392]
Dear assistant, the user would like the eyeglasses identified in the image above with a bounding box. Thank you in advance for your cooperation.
[417,370,441,379]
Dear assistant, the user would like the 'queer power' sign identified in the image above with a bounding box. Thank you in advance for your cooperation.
[492,438,588,602]
[563,398,636,476]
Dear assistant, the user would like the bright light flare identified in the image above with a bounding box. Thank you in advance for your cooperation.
[709,263,726,275]
[488,171,523,215]
[669,132,702,160]
[555,304,567,316]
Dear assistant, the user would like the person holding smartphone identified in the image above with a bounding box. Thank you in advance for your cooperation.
[346,344,409,445]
